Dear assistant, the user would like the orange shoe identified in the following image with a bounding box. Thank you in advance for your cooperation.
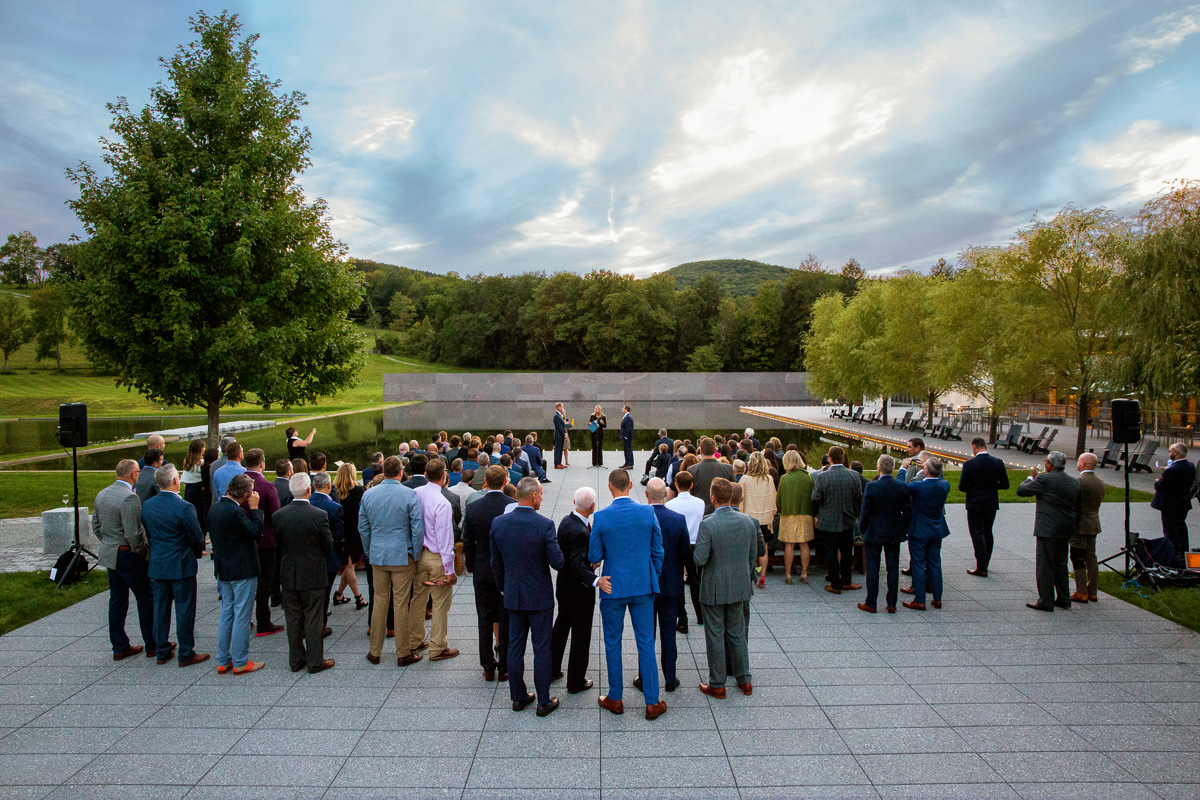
[232,660,265,675]
[217,664,232,675]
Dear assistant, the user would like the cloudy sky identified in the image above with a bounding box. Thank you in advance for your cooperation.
[2,1,1199,277]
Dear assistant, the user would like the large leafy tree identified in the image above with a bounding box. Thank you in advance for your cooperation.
[0,231,44,287]
[803,292,881,411]
[27,285,72,370]
[0,293,31,371]
[67,12,362,445]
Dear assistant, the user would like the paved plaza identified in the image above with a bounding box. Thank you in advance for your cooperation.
[1,450,1199,799]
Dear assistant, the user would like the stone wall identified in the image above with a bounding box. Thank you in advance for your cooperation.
[383,372,811,403]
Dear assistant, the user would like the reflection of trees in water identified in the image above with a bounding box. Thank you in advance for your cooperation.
[334,415,351,443]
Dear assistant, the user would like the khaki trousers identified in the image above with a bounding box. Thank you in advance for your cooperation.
[1070,534,1099,597]
[410,548,453,657]
[369,563,416,659]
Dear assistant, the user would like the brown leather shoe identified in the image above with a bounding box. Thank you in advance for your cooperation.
[555,465,567,470]
[901,586,915,595]
[967,568,988,577]
[931,600,942,609]
[824,585,841,595]
[845,583,863,591]
[414,640,429,652]
[178,653,211,668]
[113,645,143,661]
[425,609,432,621]
[645,700,666,720]
[1070,592,1089,603]
[308,659,335,674]
[322,627,333,638]
[146,642,174,659]
[698,683,726,699]
[397,653,423,666]
[483,667,495,681]
[598,695,624,715]
[430,648,459,661]
[740,683,753,696]
[886,606,896,613]
[1088,594,1098,602]
[857,603,876,614]
[365,653,380,665]
[902,601,926,611]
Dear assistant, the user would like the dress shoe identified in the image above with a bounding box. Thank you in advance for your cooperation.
[931,600,942,609]
[536,698,560,717]
[178,653,211,668]
[397,653,423,666]
[366,654,381,665]
[146,642,175,659]
[967,568,988,577]
[1054,600,1072,610]
[555,464,567,469]
[414,640,429,652]
[598,695,624,715]
[113,645,143,661]
[386,629,395,638]
[698,683,726,699]
[568,679,594,694]
[1026,602,1054,612]
[233,660,265,675]
[845,583,862,591]
[323,627,333,638]
[551,670,565,682]
[632,676,643,692]
[425,609,432,621]
[255,622,284,637]
[483,667,495,681]
[740,683,753,696]
[676,623,688,634]
[430,648,459,661]
[308,659,335,674]
[857,603,876,614]
[785,574,793,585]
[540,478,552,484]
[901,586,915,595]
[290,664,305,673]
[513,692,536,711]
[498,671,508,682]
[1070,592,1089,603]
[901,567,912,576]
[1088,594,1098,602]
[902,600,926,611]
[645,700,667,720]
[824,585,841,595]
[886,606,896,614]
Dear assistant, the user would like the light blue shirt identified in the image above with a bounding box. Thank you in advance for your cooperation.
[212,460,246,500]
[358,478,426,567]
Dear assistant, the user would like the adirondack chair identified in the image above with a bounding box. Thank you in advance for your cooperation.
[1028,428,1057,455]
[850,407,866,424]
[928,416,950,437]
[942,418,964,441]
[861,410,877,425]
[1088,439,1122,469]
[1018,426,1050,452]
[830,406,846,419]
[1128,438,1161,473]
[891,411,913,429]
[996,423,1024,449]
[907,413,927,432]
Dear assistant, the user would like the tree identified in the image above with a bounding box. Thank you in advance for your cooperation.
[870,274,952,423]
[929,257,957,279]
[0,293,31,370]
[686,343,723,372]
[0,231,44,287]
[803,292,881,410]
[797,253,824,272]
[66,12,363,446]
[840,257,865,295]
[27,285,71,370]
[744,281,784,370]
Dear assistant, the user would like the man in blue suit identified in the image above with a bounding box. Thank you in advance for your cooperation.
[898,457,952,611]
[309,471,344,633]
[589,468,666,720]
[635,478,691,694]
[140,464,209,666]
[958,436,1010,577]
[1153,443,1196,559]
[552,403,572,469]
[619,405,635,469]
[858,454,909,614]
[491,477,565,717]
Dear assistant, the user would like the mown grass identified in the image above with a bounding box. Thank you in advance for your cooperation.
[1098,571,1200,635]
[0,569,109,636]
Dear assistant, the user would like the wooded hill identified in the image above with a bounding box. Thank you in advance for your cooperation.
[663,259,795,296]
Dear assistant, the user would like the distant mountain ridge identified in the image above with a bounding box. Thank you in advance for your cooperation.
[661,259,794,296]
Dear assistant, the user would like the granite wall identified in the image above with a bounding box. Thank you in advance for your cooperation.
[383,372,811,403]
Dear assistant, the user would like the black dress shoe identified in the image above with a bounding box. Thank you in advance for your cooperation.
[536,697,560,717]
[513,692,536,711]
[676,623,688,635]
[632,676,643,692]
[1054,600,1072,610]
[901,567,912,576]
[665,679,681,692]
[567,679,594,694]
[551,670,565,682]
[1026,602,1054,612]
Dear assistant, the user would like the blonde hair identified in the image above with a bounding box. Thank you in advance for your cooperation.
[333,462,358,498]
[782,450,805,472]
[746,451,770,479]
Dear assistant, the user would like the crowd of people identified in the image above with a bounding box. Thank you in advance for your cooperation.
[90,415,1197,721]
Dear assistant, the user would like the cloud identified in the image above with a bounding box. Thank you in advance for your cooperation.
[1122,4,1200,74]
[344,106,417,153]
[1077,120,1200,204]
[511,192,632,249]
[489,104,600,166]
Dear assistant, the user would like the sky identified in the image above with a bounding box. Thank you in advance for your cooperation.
[2,1,1199,278]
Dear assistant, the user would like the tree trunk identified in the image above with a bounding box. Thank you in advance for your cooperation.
[1075,392,1089,457]
[882,397,889,425]
[927,391,936,425]
[54,343,60,371]
[989,412,999,445]
[206,382,222,450]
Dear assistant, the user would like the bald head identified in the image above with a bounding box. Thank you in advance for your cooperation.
[1077,452,1098,471]
[146,434,165,451]
[646,477,667,503]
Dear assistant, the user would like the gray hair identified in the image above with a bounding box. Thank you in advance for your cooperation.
[924,457,943,478]
[1170,442,1189,458]
[646,477,667,502]
[744,427,754,437]
[116,459,138,479]
[220,435,236,448]
[1046,451,1067,470]
[154,463,179,489]
[515,476,541,501]
[574,486,597,512]
[311,471,331,490]
[227,473,254,498]
[877,454,895,474]
[289,471,312,497]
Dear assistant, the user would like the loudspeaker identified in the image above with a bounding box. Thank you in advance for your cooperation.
[57,403,88,448]
[1111,398,1141,444]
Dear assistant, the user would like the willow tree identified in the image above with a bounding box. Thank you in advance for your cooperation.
[804,292,882,411]
[67,12,363,445]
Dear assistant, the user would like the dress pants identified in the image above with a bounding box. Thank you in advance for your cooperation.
[281,587,326,671]
[864,541,900,610]
[1070,535,1099,596]
[476,575,509,673]
[966,507,997,572]
[685,549,703,625]
[1162,511,1191,559]
[819,528,854,590]
[508,607,554,706]
[1035,537,1071,607]
[551,591,593,691]
[216,577,257,668]
[107,550,156,655]
[651,594,680,685]
[599,594,658,704]
[255,546,276,627]
[152,576,197,661]
[908,537,943,604]
[622,438,634,467]
[270,548,282,604]
[369,563,416,658]
[701,601,749,688]
[553,436,564,467]
[364,560,395,632]
[591,434,604,467]
[409,548,453,656]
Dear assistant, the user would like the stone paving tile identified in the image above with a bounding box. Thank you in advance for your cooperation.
[738,788,881,800]
[719,727,849,756]
[856,752,1004,785]
[601,729,726,758]
[1010,783,1162,800]
[185,788,325,800]
[979,750,1134,783]
[198,754,345,787]
[838,726,975,754]
[64,753,219,785]
[952,724,1092,752]
[465,756,599,789]
[875,785,1020,800]
[601,755,735,788]
[728,754,871,786]
[824,704,952,730]
[44,787,189,800]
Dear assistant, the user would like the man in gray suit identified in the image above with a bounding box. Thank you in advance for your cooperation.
[1072,453,1105,603]
[811,445,863,594]
[136,449,162,503]
[94,459,163,660]
[694,477,759,699]
[1017,450,1081,611]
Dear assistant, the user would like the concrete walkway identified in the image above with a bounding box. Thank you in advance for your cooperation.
[1,450,1198,799]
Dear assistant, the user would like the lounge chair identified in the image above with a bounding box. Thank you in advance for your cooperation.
[891,411,913,430]
[1129,439,1161,473]
[1088,439,1122,469]
[996,423,1024,449]
[1018,426,1050,452]
[1027,428,1057,455]
[942,418,964,441]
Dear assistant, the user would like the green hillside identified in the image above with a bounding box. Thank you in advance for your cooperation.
[663,259,795,296]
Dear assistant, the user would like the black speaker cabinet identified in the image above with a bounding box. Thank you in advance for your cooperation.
[1111,398,1141,444]
[58,403,88,448]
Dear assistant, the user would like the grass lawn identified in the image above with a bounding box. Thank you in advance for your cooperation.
[0,569,108,636]
[1098,571,1200,634]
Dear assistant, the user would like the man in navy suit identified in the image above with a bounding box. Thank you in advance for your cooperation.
[491,477,565,717]
[464,466,516,682]
[898,457,952,611]
[140,464,209,667]
[858,455,909,614]
[589,468,666,720]
[552,403,572,469]
[958,436,1010,577]
[551,487,601,694]
[1153,443,1196,559]
[635,478,691,694]
[309,471,344,633]
[619,405,635,469]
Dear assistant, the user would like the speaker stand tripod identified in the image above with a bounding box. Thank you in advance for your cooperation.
[55,444,97,589]
[1098,441,1136,580]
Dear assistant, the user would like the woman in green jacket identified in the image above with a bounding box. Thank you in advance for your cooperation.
[776,450,815,584]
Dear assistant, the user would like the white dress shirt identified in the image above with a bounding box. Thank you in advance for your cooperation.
[665,490,705,545]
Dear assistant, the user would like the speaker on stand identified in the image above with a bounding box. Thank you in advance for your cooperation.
[55,403,97,588]
[1099,399,1141,578]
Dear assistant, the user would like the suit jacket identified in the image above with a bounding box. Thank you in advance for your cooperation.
[135,465,160,503]
[463,490,516,583]
[859,474,909,545]
[242,470,280,549]
[811,465,863,532]
[274,477,293,508]
[652,504,692,598]
[491,506,564,611]
[589,496,663,600]
[555,512,597,603]
[1077,472,1105,537]
[1016,469,1081,539]
[958,452,1010,511]
[273,499,334,591]
[141,491,204,580]
[1152,459,1196,516]
[310,491,344,573]
[207,496,263,582]
[620,413,634,442]
[92,480,146,570]
[693,507,758,605]
[553,412,571,439]
[403,475,429,489]
[689,459,734,515]
[897,471,952,540]
[524,443,545,470]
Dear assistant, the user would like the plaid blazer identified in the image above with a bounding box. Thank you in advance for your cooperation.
[811,465,863,532]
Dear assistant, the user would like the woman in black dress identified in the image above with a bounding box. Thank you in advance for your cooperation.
[331,463,366,609]
[589,404,607,468]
